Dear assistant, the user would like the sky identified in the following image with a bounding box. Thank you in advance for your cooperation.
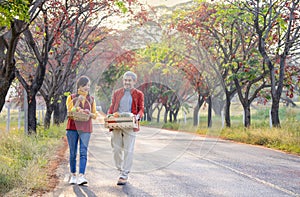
[143,0,191,7]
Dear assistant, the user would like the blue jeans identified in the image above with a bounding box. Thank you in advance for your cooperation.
[66,130,91,174]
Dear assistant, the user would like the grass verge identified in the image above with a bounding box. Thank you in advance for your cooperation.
[218,122,300,155]
[0,125,66,197]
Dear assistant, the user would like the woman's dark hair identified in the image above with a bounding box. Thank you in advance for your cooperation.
[76,76,90,89]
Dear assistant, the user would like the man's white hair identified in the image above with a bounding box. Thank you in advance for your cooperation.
[123,71,137,81]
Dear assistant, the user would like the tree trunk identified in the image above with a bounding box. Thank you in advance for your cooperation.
[257,23,284,127]
[148,106,154,121]
[58,96,67,123]
[207,96,212,128]
[156,104,163,123]
[44,104,53,129]
[169,110,173,122]
[0,21,22,111]
[27,96,37,134]
[0,79,14,112]
[225,94,231,127]
[173,108,179,122]
[271,97,280,127]
[164,108,168,123]
[53,102,60,125]
[243,104,251,127]
[193,95,204,126]
[193,104,200,126]
[146,111,152,121]
[270,57,285,127]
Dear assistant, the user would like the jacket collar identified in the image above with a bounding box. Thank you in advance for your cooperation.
[121,88,136,94]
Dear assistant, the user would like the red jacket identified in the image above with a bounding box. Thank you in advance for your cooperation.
[108,88,144,131]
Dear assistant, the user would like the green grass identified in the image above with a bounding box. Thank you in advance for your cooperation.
[219,121,300,154]
[142,106,300,155]
[0,124,66,197]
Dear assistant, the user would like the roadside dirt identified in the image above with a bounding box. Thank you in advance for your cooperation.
[33,136,68,196]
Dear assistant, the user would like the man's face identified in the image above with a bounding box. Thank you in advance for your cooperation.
[123,75,136,89]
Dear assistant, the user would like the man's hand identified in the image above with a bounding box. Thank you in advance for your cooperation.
[135,114,140,121]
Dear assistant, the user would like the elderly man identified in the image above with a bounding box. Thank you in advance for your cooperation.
[107,71,144,185]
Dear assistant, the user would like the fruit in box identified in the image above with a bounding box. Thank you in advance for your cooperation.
[119,112,133,117]
[107,112,133,118]
[113,112,120,117]
[107,114,114,118]
[104,113,137,129]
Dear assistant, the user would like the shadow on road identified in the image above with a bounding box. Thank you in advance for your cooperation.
[72,185,97,197]
[121,183,154,196]
[66,182,153,197]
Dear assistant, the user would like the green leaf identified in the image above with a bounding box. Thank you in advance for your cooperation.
[115,1,128,13]
[0,0,30,27]
[63,92,71,97]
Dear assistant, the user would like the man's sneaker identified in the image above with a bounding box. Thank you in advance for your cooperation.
[117,177,127,185]
[77,174,88,185]
[69,174,77,185]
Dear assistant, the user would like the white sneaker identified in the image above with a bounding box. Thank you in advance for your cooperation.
[69,174,77,185]
[77,174,88,185]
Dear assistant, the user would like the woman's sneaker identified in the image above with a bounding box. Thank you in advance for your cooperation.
[77,174,88,185]
[69,174,77,185]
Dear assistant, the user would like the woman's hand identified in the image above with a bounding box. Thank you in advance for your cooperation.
[83,109,90,114]
[78,95,85,102]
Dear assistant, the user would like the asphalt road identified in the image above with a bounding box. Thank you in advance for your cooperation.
[43,123,300,197]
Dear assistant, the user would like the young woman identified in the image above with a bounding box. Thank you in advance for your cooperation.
[66,76,97,185]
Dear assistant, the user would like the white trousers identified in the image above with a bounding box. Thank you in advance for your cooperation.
[111,128,136,177]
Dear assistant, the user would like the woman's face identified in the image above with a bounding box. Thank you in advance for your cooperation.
[79,82,90,92]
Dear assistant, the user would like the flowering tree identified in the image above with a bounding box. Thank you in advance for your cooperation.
[172,2,237,127]
[0,0,36,112]
[241,0,300,127]
[215,4,270,127]
[14,0,147,132]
